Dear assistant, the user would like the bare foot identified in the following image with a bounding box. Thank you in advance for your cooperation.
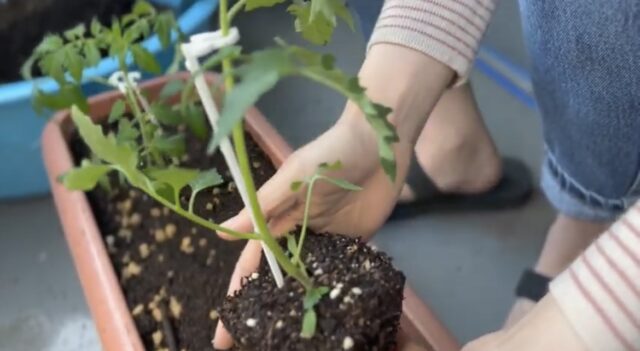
[464,295,588,351]
[399,83,501,202]
[504,215,611,327]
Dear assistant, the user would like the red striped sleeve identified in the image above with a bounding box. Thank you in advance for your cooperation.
[368,0,497,84]
[550,202,640,351]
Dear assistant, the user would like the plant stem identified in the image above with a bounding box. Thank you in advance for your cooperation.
[293,175,317,269]
[141,181,257,240]
[219,0,313,290]
[123,79,162,166]
[228,0,247,22]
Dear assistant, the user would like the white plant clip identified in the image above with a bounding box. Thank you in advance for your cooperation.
[108,70,157,124]
[181,28,285,288]
[108,71,142,94]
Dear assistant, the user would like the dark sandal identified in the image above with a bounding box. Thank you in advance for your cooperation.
[389,154,533,220]
[516,269,552,302]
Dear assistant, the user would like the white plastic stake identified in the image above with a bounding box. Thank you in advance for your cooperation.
[181,28,285,288]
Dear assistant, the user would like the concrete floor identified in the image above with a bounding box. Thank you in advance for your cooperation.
[0,2,554,350]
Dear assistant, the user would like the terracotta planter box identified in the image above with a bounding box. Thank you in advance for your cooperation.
[41,72,459,351]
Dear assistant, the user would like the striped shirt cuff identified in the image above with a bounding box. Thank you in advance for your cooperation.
[550,205,640,351]
[368,0,496,84]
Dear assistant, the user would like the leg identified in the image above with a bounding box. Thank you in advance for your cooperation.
[507,0,640,325]
[350,0,502,201]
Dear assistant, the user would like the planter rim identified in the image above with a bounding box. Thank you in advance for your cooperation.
[0,0,216,105]
[41,72,458,351]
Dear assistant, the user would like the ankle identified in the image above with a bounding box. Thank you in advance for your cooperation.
[416,132,502,194]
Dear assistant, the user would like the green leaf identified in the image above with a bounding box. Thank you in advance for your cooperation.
[108,100,126,123]
[288,3,333,45]
[116,118,140,145]
[33,85,88,114]
[152,181,175,203]
[310,0,354,29]
[35,35,64,54]
[245,0,286,11]
[132,45,161,74]
[61,161,112,191]
[150,103,181,126]
[189,169,223,193]
[64,47,84,82]
[148,166,199,195]
[184,104,208,140]
[303,286,329,309]
[90,18,103,36]
[154,12,174,49]
[319,176,362,191]
[63,24,86,41]
[300,309,317,339]
[83,40,101,66]
[300,286,329,338]
[70,106,138,171]
[39,49,67,85]
[151,134,186,157]
[133,0,155,16]
[159,80,184,99]
[290,180,303,192]
[285,233,298,254]
[208,48,295,153]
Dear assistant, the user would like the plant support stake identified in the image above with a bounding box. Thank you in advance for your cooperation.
[181,28,284,288]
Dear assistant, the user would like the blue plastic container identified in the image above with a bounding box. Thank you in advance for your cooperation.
[0,0,217,199]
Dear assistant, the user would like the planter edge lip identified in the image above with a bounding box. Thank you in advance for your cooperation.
[41,72,456,351]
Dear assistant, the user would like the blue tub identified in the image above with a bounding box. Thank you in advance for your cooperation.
[0,0,217,199]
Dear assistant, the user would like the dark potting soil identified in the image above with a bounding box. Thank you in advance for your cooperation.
[0,0,133,83]
[70,120,407,350]
[220,233,406,351]
[70,127,276,350]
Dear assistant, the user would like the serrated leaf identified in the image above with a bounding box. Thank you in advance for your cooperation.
[61,161,112,191]
[310,0,354,30]
[35,35,64,54]
[159,80,184,99]
[184,104,208,140]
[64,47,84,82]
[83,40,101,66]
[132,45,161,74]
[152,181,175,203]
[69,106,144,191]
[39,49,67,85]
[148,166,199,195]
[151,134,186,157]
[288,3,333,45]
[63,24,86,41]
[245,0,286,11]
[320,176,362,191]
[300,309,317,339]
[303,286,329,309]
[116,118,140,145]
[189,169,223,193]
[208,49,295,153]
[290,180,303,192]
[150,103,181,126]
[90,18,103,36]
[133,0,155,16]
[154,13,174,48]
[109,100,126,123]
[33,85,88,114]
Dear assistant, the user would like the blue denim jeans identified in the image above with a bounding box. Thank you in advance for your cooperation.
[350,0,640,221]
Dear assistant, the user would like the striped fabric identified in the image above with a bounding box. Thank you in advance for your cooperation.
[551,205,640,351]
[368,0,497,81]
